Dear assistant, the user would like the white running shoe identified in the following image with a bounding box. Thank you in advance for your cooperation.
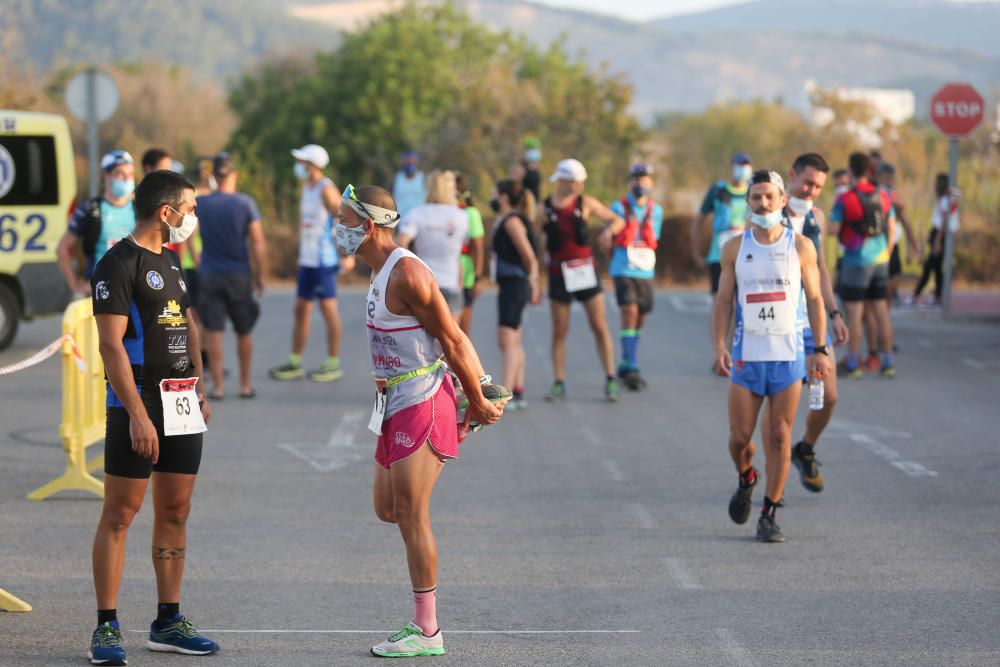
[371,622,444,657]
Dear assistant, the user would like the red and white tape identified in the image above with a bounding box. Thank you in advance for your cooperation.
[0,335,86,376]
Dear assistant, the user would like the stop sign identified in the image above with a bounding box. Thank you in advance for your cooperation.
[930,83,984,137]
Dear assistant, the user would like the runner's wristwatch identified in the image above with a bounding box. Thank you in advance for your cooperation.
[828,309,842,320]
[813,345,830,356]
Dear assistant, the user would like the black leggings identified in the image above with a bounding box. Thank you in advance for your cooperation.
[914,229,945,301]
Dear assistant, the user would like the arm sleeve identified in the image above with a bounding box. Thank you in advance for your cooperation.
[91,254,134,317]
[698,185,717,216]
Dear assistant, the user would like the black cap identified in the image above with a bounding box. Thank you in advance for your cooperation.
[212,152,234,179]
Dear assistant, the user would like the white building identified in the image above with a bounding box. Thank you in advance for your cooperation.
[804,80,916,148]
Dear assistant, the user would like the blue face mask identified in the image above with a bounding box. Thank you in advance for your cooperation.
[403,163,417,177]
[294,163,309,181]
[524,148,542,163]
[732,164,752,183]
[750,209,784,230]
[631,185,651,199]
[110,178,135,198]
[335,221,368,256]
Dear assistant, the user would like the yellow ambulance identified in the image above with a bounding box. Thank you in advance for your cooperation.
[0,110,76,350]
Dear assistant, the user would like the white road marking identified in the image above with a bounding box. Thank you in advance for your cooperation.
[278,411,366,472]
[850,434,938,477]
[669,293,713,313]
[962,357,988,370]
[129,629,640,634]
[631,502,656,529]
[826,418,912,440]
[602,458,626,482]
[663,557,701,590]
[715,628,755,667]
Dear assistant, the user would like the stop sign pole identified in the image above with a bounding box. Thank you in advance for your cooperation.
[930,83,984,315]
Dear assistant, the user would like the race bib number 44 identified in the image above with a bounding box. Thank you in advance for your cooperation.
[743,291,795,336]
[159,378,207,436]
[560,258,598,292]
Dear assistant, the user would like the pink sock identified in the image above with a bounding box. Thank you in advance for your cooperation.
[413,588,438,636]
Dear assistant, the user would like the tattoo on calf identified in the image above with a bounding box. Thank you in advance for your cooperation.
[153,546,186,561]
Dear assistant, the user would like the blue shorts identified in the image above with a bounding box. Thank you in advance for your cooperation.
[297,266,339,301]
[731,358,806,397]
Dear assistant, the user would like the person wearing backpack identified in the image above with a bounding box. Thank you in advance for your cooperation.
[606,163,663,391]
[828,152,897,379]
[56,150,138,296]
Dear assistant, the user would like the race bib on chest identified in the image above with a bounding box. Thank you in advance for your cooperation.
[742,290,795,337]
[159,378,207,436]
[368,378,388,435]
[626,246,657,272]
[561,258,598,292]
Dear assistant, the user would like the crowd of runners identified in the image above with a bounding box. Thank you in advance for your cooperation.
[58,138,961,663]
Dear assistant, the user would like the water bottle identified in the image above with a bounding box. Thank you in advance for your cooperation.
[808,375,824,411]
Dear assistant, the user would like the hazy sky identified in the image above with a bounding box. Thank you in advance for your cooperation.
[534,0,1000,22]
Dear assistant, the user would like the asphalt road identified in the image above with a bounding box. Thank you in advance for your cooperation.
[2,286,999,666]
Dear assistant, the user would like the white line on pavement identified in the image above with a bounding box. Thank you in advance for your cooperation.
[278,411,366,472]
[602,458,626,482]
[715,628,755,667]
[850,434,938,477]
[663,557,701,590]
[669,294,713,313]
[128,629,640,634]
[962,357,988,370]
[631,502,656,529]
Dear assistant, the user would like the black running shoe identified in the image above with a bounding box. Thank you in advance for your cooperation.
[728,467,758,525]
[756,514,785,543]
[791,441,824,493]
[622,369,642,391]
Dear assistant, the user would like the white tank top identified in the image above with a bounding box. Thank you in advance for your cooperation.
[367,247,444,416]
[732,227,803,362]
[298,177,337,268]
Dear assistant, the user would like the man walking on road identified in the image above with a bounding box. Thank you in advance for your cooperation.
[605,163,663,391]
[829,152,896,379]
[269,144,355,382]
[335,184,505,657]
[196,154,267,399]
[542,159,625,402]
[713,170,830,543]
[88,170,217,665]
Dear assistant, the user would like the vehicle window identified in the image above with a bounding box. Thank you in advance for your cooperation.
[0,135,60,206]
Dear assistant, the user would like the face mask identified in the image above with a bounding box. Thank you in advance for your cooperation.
[835,185,849,196]
[750,209,784,230]
[631,185,650,199]
[336,222,368,256]
[524,148,542,163]
[489,198,501,213]
[294,163,309,181]
[787,196,813,217]
[732,164,752,183]
[403,163,417,177]
[110,178,135,198]
[165,207,198,244]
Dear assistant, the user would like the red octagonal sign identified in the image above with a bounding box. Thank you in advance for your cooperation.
[931,83,984,137]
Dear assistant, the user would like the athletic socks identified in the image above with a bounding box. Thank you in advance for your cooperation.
[881,351,893,367]
[97,609,117,625]
[288,353,302,366]
[413,587,438,637]
[762,496,779,518]
[156,603,180,625]
[740,466,756,487]
[326,355,340,367]
[620,329,639,369]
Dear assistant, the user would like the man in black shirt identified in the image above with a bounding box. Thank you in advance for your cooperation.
[87,170,218,665]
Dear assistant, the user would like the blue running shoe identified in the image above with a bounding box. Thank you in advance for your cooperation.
[147,614,219,656]
[89,620,126,666]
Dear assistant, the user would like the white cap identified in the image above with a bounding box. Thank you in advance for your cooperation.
[550,158,588,183]
[752,170,785,194]
[291,144,330,169]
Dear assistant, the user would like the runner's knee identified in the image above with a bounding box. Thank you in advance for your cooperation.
[155,498,191,527]
[101,502,141,533]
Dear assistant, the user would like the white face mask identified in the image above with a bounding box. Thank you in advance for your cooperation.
[750,209,784,230]
[787,196,813,217]
[166,206,199,244]
[732,164,752,183]
[335,221,368,256]
[835,185,849,196]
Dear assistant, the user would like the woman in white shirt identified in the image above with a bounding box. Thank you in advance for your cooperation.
[913,173,959,305]
[396,170,470,317]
